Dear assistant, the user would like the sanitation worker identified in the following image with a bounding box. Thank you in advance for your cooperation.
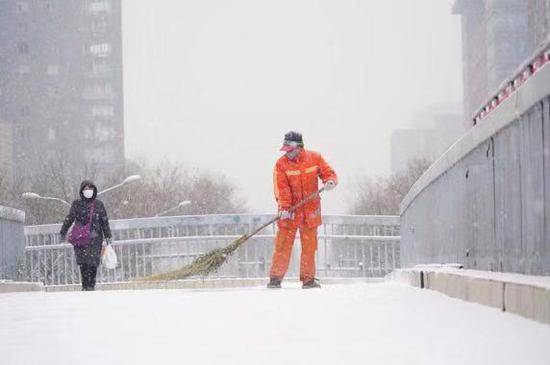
[268,131,337,289]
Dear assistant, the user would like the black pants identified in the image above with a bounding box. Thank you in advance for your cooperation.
[79,264,98,290]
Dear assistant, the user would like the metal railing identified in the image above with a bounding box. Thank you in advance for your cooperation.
[25,214,400,245]
[23,214,400,285]
[472,39,550,125]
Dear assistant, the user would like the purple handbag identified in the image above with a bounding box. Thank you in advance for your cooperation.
[68,202,96,247]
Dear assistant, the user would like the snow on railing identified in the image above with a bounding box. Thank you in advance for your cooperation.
[25,214,400,246]
[472,39,550,126]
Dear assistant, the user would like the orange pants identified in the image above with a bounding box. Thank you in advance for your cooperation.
[269,226,318,283]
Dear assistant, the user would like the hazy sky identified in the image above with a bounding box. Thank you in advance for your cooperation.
[121,0,463,213]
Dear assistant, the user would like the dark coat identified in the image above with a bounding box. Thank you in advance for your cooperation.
[60,180,112,267]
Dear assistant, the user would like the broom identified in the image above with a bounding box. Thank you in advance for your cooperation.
[140,188,325,281]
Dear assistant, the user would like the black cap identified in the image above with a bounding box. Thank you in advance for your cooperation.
[283,131,304,145]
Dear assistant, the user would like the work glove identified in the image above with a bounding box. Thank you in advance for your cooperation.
[279,210,294,220]
[324,180,336,191]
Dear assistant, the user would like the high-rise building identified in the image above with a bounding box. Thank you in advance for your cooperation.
[453,0,532,123]
[528,0,550,49]
[0,117,13,186]
[390,105,463,174]
[0,0,125,181]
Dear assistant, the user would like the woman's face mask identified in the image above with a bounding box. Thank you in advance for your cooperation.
[83,189,94,199]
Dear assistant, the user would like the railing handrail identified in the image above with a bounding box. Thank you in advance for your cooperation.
[25,234,402,251]
[472,38,550,125]
[24,214,400,235]
[24,229,401,285]
[400,60,550,215]
[0,205,25,223]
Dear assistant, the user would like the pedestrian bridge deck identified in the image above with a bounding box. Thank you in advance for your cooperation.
[1,282,549,365]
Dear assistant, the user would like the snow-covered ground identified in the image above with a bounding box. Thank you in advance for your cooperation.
[2,282,550,365]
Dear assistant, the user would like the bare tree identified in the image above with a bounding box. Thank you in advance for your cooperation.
[10,155,104,225]
[2,157,247,225]
[102,160,247,219]
[351,158,432,215]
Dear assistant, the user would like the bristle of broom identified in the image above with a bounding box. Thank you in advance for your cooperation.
[137,234,250,281]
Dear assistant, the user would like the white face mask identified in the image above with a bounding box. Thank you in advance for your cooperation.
[285,148,300,159]
[83,189,94,199]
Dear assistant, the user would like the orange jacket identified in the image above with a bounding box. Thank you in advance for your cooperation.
[273,149,337,228]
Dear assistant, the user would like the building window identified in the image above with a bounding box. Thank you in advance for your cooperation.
[88,0,111,14]
[17,21,29,31]
[92,63,109,75]
[16,2,29,13]
[46,65,59,75]
[90,43,111,57]
[95,126,116,142]
[83,83,114,99]
[91,58,110,75]
[91,105,114,117]
[92,16,108,33]
[47,85,60,97]
[20,106,30,117]
[17,42,29,55]
[18,65,30,74]
[41,1,54,11]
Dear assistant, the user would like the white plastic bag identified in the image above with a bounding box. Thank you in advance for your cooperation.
[101,245,118,269]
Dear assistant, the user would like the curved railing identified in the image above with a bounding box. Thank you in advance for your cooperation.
[400,43,550,275]
[472,40,550,126]
[24,214,400,285]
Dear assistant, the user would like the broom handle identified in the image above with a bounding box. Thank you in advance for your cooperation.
[244,187,325,238]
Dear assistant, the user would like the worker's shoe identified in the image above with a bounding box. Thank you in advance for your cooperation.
[267,278,282,289]
[302,278,321,289]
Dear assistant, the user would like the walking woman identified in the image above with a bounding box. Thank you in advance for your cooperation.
[60,180,112,291]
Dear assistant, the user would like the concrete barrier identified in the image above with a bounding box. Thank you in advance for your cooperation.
[0,281,44,293]
[388,268,550,324]
[385,269,423,287]
[426,271,469,302]
[505,283,550,324]
[465,276,504,309]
